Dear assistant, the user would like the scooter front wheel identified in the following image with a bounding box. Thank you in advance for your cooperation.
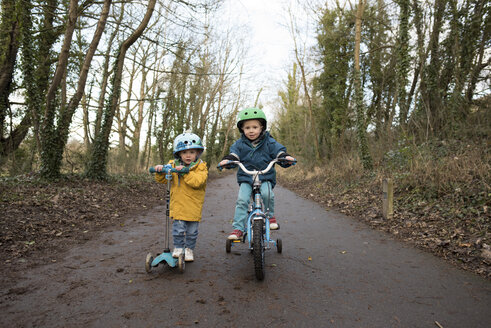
[145,253,154,273]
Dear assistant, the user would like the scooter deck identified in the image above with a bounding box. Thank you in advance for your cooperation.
[152,252,178,267]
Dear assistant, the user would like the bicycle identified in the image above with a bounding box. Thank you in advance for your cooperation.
[218,158,295,280]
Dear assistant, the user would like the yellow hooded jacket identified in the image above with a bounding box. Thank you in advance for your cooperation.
[155,159,208,222]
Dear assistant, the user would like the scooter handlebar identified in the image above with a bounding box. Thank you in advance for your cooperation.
[149,166,182,174]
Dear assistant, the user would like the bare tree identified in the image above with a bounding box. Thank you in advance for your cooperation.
[86,0,157,179]
[288,6,321,160]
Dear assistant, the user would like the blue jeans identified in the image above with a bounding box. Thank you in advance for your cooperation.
[233,182,274,232]
[172,220,199,249]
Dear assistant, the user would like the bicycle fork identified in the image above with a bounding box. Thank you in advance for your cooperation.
[247,189,273,250]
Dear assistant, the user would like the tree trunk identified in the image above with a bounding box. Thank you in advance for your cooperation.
[219,66,243,160]
[419,0,446,135]
[28,0,59,155]
[295,47,321,160]
[0,0,21,157]
[86,0,157,179]
[39,0,111,179]
[39,0,79,179]
[466,10,490,102]
[396,0,410,128]
[354,0,372,170]
[128,57,148,172]
[82,81,94,149]
[118,52,137,166]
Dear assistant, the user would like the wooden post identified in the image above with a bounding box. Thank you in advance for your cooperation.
[383,178,394,219]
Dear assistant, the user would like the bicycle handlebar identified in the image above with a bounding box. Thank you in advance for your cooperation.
[217,158,296,175]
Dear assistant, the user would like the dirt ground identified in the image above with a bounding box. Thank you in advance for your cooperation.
[0,170,489,281]
[0,174,166,273]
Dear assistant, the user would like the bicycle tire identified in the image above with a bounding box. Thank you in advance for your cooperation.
[252,219,265,280]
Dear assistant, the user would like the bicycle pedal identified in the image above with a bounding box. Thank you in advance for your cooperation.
[232,240,241,243]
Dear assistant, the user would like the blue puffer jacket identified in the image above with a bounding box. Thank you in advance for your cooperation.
[226,131,287,188]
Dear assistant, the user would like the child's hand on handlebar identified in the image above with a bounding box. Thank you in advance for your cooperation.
[219,160,229,167]
[154,164,172,173]
[217,160,237,171]
[278,156,296,167]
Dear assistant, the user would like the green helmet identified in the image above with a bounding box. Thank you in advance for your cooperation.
[237,107,267,131]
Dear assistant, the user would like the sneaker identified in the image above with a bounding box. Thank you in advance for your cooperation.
[172,248,183,258]
[227,229,244,240]
[269,217,279,230]
[184,248,194,262]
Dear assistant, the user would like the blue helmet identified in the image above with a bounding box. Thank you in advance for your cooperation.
[172,132,205,158]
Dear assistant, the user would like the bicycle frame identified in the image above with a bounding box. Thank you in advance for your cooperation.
[228,160,279,250]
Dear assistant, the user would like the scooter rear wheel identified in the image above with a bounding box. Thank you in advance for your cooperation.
[178,254,185,273]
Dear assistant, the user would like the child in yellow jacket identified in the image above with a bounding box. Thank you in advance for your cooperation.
[154,132,208,262]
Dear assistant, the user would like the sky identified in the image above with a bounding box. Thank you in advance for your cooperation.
[219,0,303,116]
[217,0,321,122]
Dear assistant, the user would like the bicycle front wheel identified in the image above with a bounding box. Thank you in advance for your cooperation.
[252,219,265,280]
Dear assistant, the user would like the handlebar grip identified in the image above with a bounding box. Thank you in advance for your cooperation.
[217,160,238,171]
[149,166,172,173]
[277,158,297,167]
[149,164,175,174]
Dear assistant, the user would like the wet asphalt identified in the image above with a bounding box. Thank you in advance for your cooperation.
[1,174,490,327]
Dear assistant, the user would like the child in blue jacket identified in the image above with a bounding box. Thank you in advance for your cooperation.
[219,107,295,240]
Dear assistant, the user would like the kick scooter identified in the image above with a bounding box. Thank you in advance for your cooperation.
[145,166,185,273]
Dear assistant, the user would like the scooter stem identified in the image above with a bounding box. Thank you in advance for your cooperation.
[164,177,171,251]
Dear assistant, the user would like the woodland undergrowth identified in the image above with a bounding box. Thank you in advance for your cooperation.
[278,128,490,279]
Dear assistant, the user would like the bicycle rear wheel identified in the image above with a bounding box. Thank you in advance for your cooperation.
[252,219,265,280]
